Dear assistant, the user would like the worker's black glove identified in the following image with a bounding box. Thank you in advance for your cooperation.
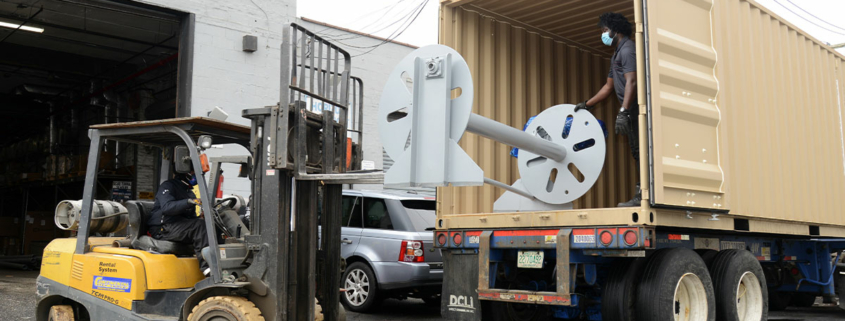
[187,199,201,206]
[574,100,592,112]
[615,108,633,135]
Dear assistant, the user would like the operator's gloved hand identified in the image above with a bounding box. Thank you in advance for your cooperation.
[188,198,201,206]
[615,108,633,135]
[574,100,592,113]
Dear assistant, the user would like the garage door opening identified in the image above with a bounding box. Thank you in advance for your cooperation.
[0,0,191,257]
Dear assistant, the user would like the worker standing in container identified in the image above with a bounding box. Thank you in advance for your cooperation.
[574,12,639,207]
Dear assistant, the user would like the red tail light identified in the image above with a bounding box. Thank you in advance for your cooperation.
[453,233,463,246]
[599,231,613,246]
[398,240,425,262]
[623,230,638,246]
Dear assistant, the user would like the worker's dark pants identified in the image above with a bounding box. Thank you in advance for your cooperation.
[627,114,639,167]
[159,219,209,270]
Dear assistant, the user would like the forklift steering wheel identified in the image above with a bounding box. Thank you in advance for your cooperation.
[214,196,239,211]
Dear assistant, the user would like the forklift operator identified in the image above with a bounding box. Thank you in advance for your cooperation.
[574,12,640,207]
[148,170,211,276]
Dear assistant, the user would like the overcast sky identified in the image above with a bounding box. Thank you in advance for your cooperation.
[756,0,845,54]
[296,0,439,47]
[297,0,845,54]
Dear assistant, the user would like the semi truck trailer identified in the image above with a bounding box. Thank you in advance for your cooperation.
[377,0,845,320]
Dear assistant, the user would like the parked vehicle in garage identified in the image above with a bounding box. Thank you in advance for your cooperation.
[338,190,442,312]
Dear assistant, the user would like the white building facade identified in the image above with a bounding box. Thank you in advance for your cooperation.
[126,2,418,196]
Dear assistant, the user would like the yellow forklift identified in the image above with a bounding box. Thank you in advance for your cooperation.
[35,23,376,321]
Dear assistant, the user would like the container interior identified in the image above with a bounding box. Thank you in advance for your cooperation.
[437,0,640,215]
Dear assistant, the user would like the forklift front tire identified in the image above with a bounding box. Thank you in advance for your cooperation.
[188,296,264,321]
[314,301,323,321]
[47,305,74,321]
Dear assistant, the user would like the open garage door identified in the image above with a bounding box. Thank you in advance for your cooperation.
[0,0,189,257]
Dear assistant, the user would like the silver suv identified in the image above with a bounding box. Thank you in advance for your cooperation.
[339,190,442,312]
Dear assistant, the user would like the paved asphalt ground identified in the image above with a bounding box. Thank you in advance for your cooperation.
[3,269,845,321]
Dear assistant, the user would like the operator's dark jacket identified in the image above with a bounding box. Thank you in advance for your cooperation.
[148,178,197,228]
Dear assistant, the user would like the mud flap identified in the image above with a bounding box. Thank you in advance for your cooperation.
[441,250,482,320]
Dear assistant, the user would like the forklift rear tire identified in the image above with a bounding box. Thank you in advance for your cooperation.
[48,305,74,321]
[709,250,768,321]
[188,296,264,321]
[636,248,716,321]
[341,262,381,312]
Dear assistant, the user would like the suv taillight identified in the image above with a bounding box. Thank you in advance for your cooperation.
[398,240,424,262]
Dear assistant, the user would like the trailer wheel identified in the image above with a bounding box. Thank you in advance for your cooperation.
[188,296,264,321]
[790,293,816,307]
[601,258,646,321]
[48,305,74,321]
[709,250,767,321]
[636,248,715,321]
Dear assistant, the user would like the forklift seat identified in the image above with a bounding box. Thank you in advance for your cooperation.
[126,200,195,256]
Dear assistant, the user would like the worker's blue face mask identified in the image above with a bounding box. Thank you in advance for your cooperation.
[189,175,198,186]
[601,31,615,46]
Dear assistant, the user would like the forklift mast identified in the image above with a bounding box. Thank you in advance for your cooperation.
[241,23,381,321]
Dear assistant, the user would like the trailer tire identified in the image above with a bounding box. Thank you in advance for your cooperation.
[695,249,718,268]
[790,293,816,307]
[710,250,768,321]
[48,305,74,321]
[636,248,715,321]
[602,258,646,321]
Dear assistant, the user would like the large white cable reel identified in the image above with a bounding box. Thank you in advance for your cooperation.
[378,45,606,210]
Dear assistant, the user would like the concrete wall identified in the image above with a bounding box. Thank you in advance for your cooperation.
[297,18,416,190]
[132,0,295,197]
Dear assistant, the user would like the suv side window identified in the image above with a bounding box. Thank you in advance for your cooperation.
[363,197,392,230]
[343,196,363,228]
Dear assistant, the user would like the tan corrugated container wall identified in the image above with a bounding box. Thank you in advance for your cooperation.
[713,0,845,226]
[437,6,639,216]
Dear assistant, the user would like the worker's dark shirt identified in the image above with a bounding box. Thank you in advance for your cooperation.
[607,36,638,107]
[148,178,197,228]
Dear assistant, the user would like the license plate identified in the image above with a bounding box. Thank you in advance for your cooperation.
[517,250,544,269]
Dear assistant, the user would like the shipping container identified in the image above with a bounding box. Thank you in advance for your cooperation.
[436,0,845,237]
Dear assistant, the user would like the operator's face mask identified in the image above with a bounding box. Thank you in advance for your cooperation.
[601,30,615,46]
[189,174,198,186]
